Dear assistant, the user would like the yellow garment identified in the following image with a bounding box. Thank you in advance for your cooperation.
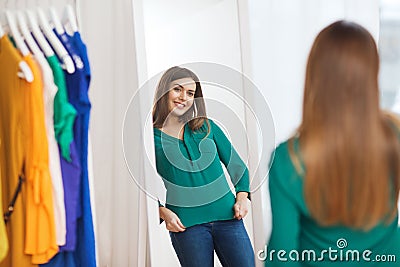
[0,138,8,262]
[0,36,37,267]
[23,55,58,264]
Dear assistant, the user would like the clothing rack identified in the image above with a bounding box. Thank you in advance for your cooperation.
[0,0,81,30]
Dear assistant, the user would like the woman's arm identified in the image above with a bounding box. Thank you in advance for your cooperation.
[211,120,250,196]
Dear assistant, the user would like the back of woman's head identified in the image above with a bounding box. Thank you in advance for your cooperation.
[304,20,379,122]
[295,20,400,230]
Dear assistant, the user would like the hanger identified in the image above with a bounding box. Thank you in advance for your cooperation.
[6,10,30,56]
[26,10,54,57]
[37,7,75,74]
[0,22,4,37]
[49,7,64,35]
[17,11,42,56]
[64,4,78,33]
[1,2,7,38]
[5,10,34,83]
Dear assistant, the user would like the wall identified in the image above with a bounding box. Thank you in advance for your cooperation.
[80,0,143,266]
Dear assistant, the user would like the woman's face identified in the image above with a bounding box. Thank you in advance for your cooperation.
[167,78,196,117]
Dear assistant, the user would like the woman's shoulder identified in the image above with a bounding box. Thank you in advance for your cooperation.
[191,119,213,137]
[383,111,400,138]
[272,138,297,163]
[269,139,306,206]
[153,127,165,147]
[153,127,161,138]
[205,119,229,136]
[270,137,304,182]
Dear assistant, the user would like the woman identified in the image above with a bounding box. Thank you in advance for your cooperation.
[266,21,400,266]
[152,66,255,267]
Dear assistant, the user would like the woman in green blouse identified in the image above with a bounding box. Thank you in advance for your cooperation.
[265,21,400,266]
[153,66,255,267]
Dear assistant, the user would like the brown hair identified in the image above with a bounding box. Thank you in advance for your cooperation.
[152,66,209,132]
[291,20,400,230]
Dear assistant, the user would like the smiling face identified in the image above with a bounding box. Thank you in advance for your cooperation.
[167,77,196,117]
[153,66,207,131]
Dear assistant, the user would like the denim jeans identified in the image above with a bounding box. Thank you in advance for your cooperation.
[169,219,255,267]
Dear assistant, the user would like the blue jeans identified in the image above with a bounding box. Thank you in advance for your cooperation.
[169,219,255,267]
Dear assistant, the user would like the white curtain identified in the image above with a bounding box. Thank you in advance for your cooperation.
[80,0,145,266]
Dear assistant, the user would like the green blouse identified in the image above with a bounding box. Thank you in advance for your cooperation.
[47,55,77,161]
[266,139,400,266]
[154,119,250,228]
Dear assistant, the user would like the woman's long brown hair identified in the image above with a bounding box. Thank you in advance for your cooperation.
[153,66,209,132]
[291,21,400,230]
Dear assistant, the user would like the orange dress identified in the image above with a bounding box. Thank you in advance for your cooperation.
[23,55,58,264]
[0,138,8,262]
[0,36,36,267]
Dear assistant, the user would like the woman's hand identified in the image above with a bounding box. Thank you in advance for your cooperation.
[233,192,249,220]
[159,207,186,232]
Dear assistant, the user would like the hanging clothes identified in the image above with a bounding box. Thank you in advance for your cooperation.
[0,139,7,262]
[54,30,96,267]
[70,32,97,260]
[0,7,96,267]
[34,53,67,247]
[51,54,77,161]
[69,31,97,267]
[23,54,58,264]
[40,143,81,267]
[42,51,83,267]
[46,55,81,252]
[0,35,37,267]
[41,252,76,267]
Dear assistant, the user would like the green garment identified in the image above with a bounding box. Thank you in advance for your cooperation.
[46,55,77,161]
[154,119,250,228]
[266,139,400,267]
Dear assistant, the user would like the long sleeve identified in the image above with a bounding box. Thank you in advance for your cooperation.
[211,120,250,194]
[265,148,301,267]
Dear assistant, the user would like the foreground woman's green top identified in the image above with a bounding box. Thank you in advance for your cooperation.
[154,119,250,228]
[266,139,400,267]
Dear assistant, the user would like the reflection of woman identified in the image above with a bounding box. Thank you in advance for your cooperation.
[153,66,255,267]
[266,21,400,266]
